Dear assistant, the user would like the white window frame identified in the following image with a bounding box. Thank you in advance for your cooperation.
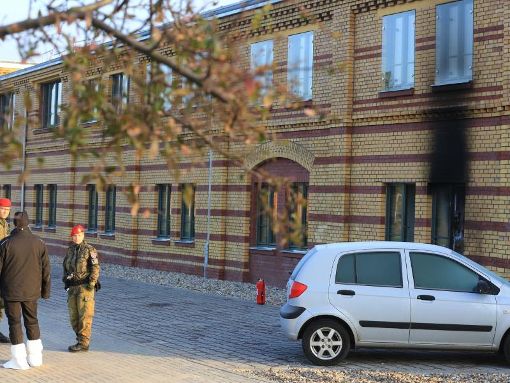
[111,72,130,111]
[287,31,314,101]
[41,80,62,129]
[382,11,415,91]
[250,40,273,95]
[0,92,15,130]
[435,0,474,85]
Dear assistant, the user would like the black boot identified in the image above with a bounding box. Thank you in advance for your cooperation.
[68,343,89,352]
[0,331,10,343]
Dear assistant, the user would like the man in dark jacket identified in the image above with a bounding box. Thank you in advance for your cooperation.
[0,211,51,370]
[0,197,12,344]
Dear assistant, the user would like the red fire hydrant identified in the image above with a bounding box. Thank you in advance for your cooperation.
[256,278,266,305]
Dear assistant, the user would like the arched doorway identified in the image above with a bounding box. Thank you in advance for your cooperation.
[248,158,310,287]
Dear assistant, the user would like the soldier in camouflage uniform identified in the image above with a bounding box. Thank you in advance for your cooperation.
[63,224,100,352]
[0,198,11,344]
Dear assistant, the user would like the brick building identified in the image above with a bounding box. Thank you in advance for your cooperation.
[0,0,508,287]
[0,61,32,76]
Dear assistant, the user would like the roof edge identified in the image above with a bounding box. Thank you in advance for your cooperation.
[0,0,281,83]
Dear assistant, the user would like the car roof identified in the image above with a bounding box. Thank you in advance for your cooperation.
[312,241,510,286]
[314,241,454,254]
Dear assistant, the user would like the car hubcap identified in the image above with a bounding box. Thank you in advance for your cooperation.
[309,327,343,360]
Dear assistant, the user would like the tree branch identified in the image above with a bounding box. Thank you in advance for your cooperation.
[0,0,113,39]
[89,17,234,104]
[0,0,235,104]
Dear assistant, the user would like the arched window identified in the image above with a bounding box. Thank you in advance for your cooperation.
[251,158,310,250]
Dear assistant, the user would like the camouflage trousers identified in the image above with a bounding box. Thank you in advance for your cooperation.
[67,286,95,347]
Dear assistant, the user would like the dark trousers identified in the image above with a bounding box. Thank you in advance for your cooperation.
[3,301,40,345]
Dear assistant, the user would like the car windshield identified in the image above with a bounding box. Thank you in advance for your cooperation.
[290,247,317,280]
[452,250,510,286]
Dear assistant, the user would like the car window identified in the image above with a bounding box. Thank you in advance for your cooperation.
[290,247,317,280]
[336,251,402,287]
[410,252,480,292]
[336,253,355,283]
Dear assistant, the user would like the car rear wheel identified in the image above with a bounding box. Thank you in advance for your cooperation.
[302,319,350,366]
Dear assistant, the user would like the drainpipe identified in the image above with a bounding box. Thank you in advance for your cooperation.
[20,107,27,210]
[203,148,212,278]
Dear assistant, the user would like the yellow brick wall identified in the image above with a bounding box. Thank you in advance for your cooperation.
[0,0,508,284]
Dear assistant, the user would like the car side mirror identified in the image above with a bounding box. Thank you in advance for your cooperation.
[476,279,495,295]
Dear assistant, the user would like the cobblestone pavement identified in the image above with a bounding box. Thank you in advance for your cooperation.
[1,264,509,382]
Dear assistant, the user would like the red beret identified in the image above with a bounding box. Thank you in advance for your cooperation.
[0,198,11,207]
[71,224,85,236]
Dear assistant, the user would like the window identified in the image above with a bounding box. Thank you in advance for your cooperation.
[385,183,415,242]
[257,183,278,247]
[157,184,171,238]
[105,185,116,233]
[181,77,198,107]
[0,92,15,130]
[288,182,308,249]
[159,64,173,111]
[251,40,273,95]
[111,73,130,112]
[431,184,465,252]
[41,80,62,129]
[256,183,277,247]
[3,184,11,199]
[82,79,100,122]
[180,184,195,241]
[34,185,43,226]
[48,184,57,227]
[87,184,98,231]
[146,63,173,111]
[288,31,314,100]
[336,251,403,287]
[410,252,479,292]
[382,11,415,91]
[436,0,473,85]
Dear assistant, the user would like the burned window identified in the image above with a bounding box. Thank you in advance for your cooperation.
[431,184,465,253]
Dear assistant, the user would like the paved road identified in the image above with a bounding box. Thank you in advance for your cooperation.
[1,264,509,382]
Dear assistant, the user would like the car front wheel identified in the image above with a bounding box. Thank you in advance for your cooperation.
[502,333,510,364]
[302,319,351,366]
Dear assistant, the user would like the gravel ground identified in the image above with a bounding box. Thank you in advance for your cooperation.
[51,255,288,306]
[245,367,510,383]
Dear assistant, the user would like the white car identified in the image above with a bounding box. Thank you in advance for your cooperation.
[280,241,510,366]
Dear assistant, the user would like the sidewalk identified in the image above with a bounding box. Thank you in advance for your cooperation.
[0,264,276,383]
[1,263,509,382]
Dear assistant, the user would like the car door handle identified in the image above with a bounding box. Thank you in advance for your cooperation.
[337,290,355,296]
[417,295,435,301]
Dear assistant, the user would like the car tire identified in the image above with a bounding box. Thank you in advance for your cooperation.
[502,334,510,363]
[302,319,351,366]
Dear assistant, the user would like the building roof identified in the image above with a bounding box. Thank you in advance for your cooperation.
[0,0,281,82]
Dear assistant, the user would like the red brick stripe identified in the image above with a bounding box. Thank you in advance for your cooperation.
[416,43,435,51]
[308,213,384,225]
[307,214,510,233]
[474,34,503,43]
[314,151,510,165]
[353,94,502,112]
[354,45,380,54]
[196,208,250,217]
[354,85,504,106]
[44,238,248,270]
[467,254,510,270]
[416,36,435,44]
